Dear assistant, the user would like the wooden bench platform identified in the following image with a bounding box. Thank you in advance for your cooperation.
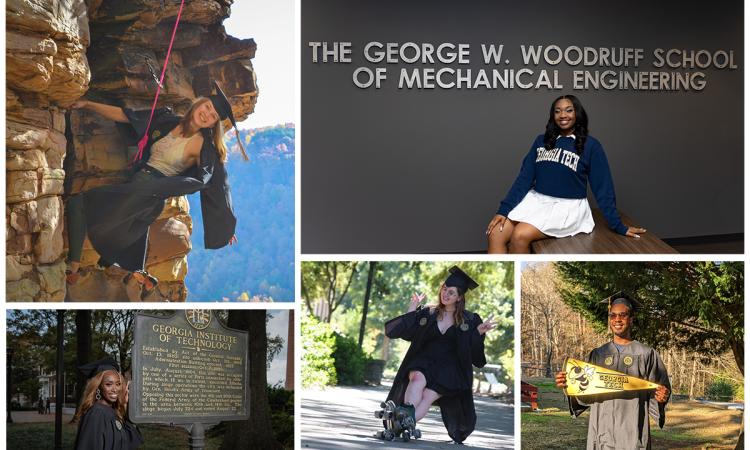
[531,209,678,254]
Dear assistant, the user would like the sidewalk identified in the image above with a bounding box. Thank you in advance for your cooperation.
[302,384,514,449]
[9,409,76,423]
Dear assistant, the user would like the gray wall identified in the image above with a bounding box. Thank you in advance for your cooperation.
[302,0,743,253]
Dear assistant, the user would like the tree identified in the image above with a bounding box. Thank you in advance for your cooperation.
[555,262,743,373]
[75,310,91,409]
[521,264,561,377]
[358,262,377,348]
[91,310,135,372]
[285,310,295,390]
[7,310,70,405]
[301,262,359,321]
[521,263,606,379]
[221,310,279,449]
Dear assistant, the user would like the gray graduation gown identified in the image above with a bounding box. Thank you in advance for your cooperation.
[568,340,671,450]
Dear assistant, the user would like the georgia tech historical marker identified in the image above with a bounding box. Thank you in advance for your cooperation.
[131,310,250,423]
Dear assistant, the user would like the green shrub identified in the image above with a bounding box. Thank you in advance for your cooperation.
[301,315,337,388]
[704,377,736,401]
[332,332,368,385]
[268,385,294,449]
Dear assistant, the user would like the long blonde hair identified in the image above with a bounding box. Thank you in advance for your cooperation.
[434,283,466,326]
[179,97,228,162]
[73,370,126,422]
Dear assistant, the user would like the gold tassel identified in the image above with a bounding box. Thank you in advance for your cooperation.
[235,128,249,162]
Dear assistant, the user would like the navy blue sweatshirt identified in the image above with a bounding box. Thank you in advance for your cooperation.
[497,134,628,235]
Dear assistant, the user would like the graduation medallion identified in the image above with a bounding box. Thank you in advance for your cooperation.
[604,356,614,366]
[419,317,427,326]
[623,356,633,367]
[151,130,161,139]
[115,419,123,431]
[460,323,470,331]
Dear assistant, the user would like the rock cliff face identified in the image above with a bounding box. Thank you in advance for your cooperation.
[6,0,257,301]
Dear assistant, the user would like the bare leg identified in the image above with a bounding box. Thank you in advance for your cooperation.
[487,220,516,254]
[509,222,548,254]
[404,371,426,407]
[415,388,441,421]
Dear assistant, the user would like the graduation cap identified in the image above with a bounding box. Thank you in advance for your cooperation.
[78,356,120,380]
[209,80,249,162]
[600,291,642,314]
[444,265,479,292]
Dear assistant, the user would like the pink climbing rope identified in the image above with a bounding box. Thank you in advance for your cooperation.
[132,0,186,163]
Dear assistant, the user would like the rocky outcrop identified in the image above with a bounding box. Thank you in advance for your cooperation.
[7,0,90,301]
[7,0,257,301]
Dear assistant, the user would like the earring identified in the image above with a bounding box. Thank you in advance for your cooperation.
[96,389,101,400]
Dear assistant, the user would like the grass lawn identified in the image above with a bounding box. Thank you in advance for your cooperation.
[522,377,743,450]
[7,422,225,450]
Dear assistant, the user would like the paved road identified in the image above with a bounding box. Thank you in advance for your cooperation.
[301,384,514,449]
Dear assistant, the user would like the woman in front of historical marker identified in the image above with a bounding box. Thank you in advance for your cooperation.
[555,293,670,449]
[486,94,646,253]
[74,357,143,450]
[64,81,247,297]
[383,266,497,444]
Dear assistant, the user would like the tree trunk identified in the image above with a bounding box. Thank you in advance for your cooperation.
[285,310,294,391]
[731,337,744,376]
[680,348,687,394]
[689,356,697,399]
[221,311,278,450]
[544,311,553,378]
[358,262,377,348]
[382,335,390,362]
[735,429,744,450]
[75,310,91,408]
[530,308,538,373]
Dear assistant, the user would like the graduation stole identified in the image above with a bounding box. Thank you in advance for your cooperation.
[132,0,186,163]
[564,357,661,396]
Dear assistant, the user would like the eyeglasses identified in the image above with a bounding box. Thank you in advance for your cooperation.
[608,312,630,319]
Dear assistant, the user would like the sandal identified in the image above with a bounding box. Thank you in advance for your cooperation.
[65,270,80,286]
[123,270,158,293]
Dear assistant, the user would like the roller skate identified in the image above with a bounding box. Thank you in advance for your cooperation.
[374,400,422,442]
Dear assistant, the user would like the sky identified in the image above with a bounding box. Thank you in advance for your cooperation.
[266,309,291,386]
[224,0,295,129]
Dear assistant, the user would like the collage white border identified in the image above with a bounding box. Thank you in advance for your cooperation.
[1,1,749,449]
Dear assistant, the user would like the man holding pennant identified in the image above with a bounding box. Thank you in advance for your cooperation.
[555,292,671,450]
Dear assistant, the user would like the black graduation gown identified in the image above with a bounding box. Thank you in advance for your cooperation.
[384,307,487,443]
[74,403,144,450]
[82,107,237,272]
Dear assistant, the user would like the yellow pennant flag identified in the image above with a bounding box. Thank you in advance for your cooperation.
[564,357,661,396]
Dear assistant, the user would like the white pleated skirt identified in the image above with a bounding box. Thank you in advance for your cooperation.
[507,190,595,238]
